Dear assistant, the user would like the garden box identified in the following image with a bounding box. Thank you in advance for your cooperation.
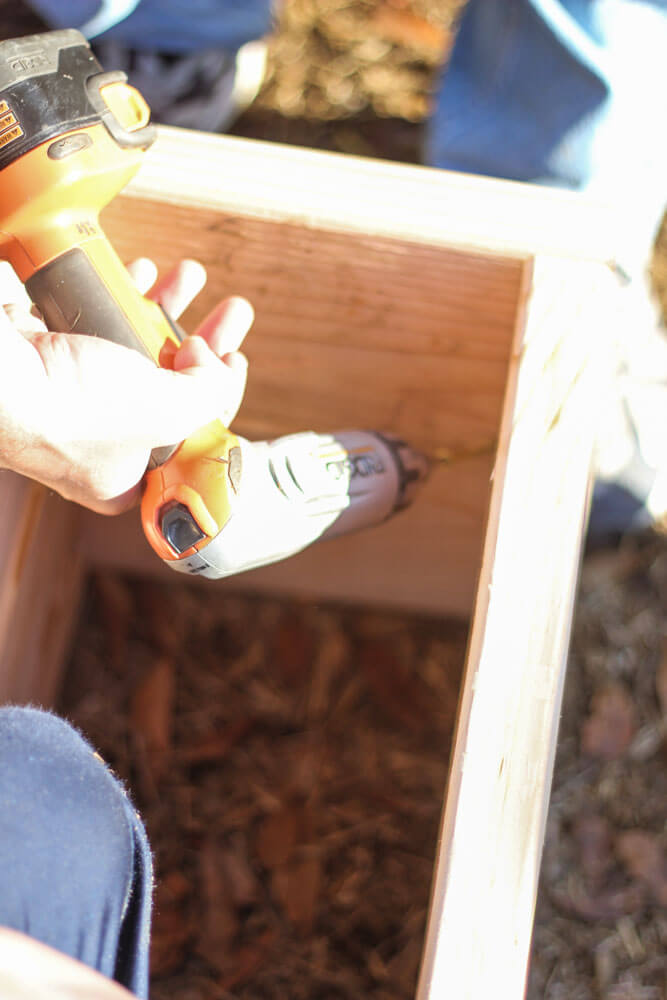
[0,127,620,998]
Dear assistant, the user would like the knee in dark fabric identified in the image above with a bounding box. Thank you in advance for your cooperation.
[0,705,136,976]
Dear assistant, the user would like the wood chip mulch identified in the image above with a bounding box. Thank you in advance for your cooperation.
[61,579,467,1000]
[528,534,667,1000]
[60,530,667,1000]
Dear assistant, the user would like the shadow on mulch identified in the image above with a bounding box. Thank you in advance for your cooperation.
[231,108,425,165]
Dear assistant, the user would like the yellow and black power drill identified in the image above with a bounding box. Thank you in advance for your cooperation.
[0,30,427,578]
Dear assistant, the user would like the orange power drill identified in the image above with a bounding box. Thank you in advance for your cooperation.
[0,30,428,579]
[0,29,244,561]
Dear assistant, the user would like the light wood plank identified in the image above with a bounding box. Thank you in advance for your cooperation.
[0,473,84,704]
[80,447,495,616]
[104,179,526,460]
[417,256,616,999]
[113,127,620,263]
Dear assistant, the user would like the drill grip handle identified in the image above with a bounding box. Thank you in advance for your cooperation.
[25,246,182,467]
[26,246,166,360]
[23,239,240,563]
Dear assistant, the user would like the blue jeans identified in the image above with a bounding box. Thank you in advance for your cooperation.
[27,0,275,52]
[426,0,667,272]
[29,0,666,235]
[0,706,153,998]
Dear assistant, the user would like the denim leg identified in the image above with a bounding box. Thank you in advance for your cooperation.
[27,0,102,27]
[426,0,667,266]
[425,0,610,185]
[27,0,275,52]
[0,706,153,999]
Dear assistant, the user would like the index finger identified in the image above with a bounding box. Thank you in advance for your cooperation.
[146,259,207,319]
[194,296,255,357]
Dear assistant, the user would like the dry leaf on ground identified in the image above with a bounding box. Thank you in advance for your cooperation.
[370,6,450,55]
[580,684,638,760]
[615,829,667,906]
[573,812,615,891]
[196,838,239,970]
[256,804,300,869]
[130,657,175,783]
[655,640,667,716]
[271,852,322,932]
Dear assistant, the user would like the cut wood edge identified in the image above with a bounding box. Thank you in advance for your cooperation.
[124,127,622,267]
[416,255,616,999]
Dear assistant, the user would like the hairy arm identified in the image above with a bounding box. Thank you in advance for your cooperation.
[0,259,253,514]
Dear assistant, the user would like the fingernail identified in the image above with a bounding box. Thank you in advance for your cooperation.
[223,351,249,372]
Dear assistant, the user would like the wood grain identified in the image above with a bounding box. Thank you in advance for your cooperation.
[0,473,83,703]
[80,448,495,617]
[95,127,537,614]
[109,127,620,263]
[417,256,617,1000]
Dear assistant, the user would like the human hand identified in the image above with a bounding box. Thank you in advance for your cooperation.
[0,927,134,999]
[0,259,253,515]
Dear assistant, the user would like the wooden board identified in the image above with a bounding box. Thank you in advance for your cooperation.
[0,473,83,704]
[80,450,496,617]
[417,256,616,999]
[92,127,541,615]
[108,128,620,263]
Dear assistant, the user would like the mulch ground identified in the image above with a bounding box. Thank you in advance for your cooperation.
[63,581,468,1000]
[60,532,667,1000]
[530,536,667,1000]
[2,2,666,997]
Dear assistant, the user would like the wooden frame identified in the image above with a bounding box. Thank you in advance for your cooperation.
[0,128,619,997]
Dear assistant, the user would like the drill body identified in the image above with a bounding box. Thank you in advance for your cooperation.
[0,30,427,580]
[0,30,164,359]
[148,428,427,578]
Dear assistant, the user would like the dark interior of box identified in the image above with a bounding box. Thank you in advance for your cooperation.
[61,572,469,999]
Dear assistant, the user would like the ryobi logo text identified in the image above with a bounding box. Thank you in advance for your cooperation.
[326,449,386,481]
[0,100,23,151]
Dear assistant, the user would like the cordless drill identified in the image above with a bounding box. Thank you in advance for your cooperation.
[0,30,428,579]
